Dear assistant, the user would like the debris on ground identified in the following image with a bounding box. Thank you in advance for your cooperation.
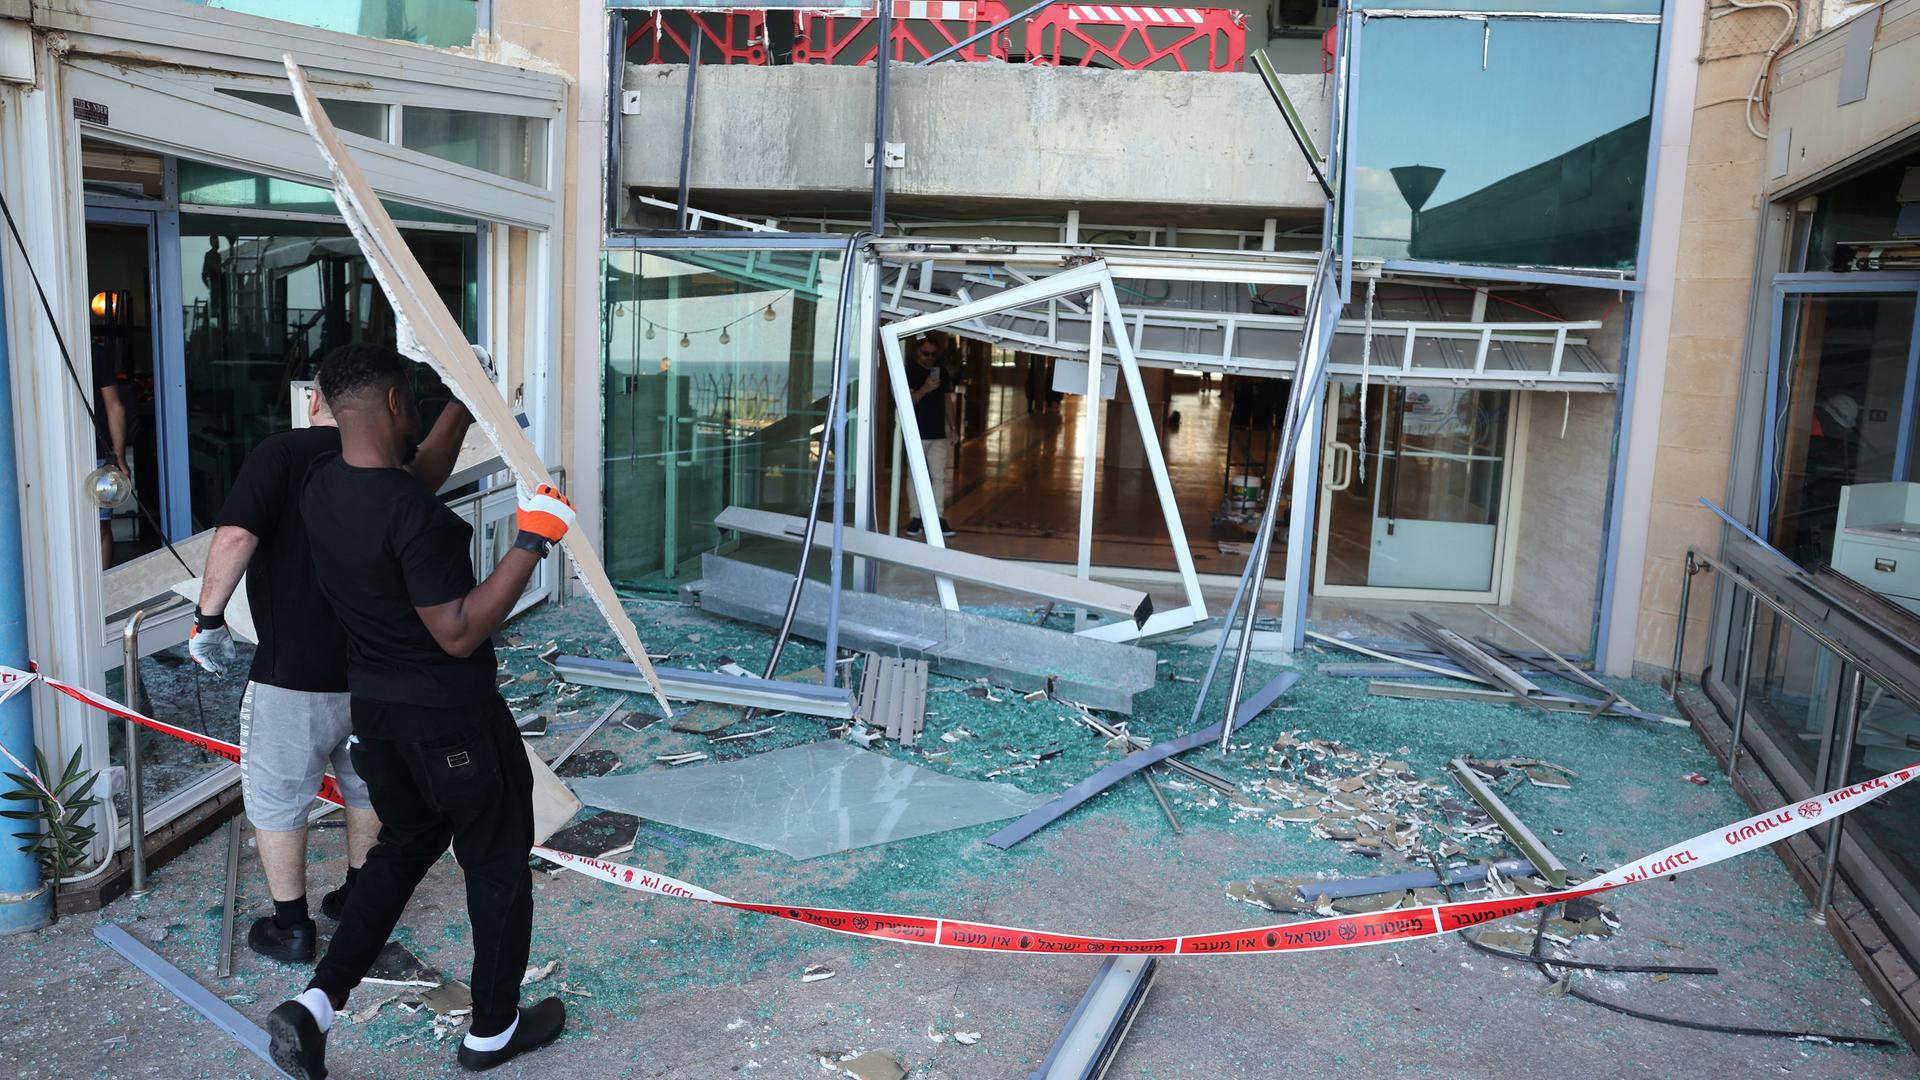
[952,1031,981,1045]
[553,748,621,779]
[522,960,558,986]
[801,963,836,983]
[1251,731,1508,861]
[835,1049,909,1080]
[361,941,438,988]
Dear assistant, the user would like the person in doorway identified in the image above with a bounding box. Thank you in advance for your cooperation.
[94,342,129,568]
[188,374,474,964]
[904,335,956,538]
[267,344,573,1076]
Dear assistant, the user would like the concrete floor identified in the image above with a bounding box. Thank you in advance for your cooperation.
[1,599,1910,1078]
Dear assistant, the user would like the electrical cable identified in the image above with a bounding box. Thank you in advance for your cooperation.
[1522,900,1894,1046]
[0,188,192,576]
[1717,0,1797,140]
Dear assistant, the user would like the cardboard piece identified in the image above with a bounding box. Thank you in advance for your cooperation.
[281,56,670,716]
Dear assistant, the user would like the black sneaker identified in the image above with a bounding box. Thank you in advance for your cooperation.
[249,915,317,963]
[266,1000,329,1079]
[905,517,924,537]
[456,997,567,1072]
[939,518,958,538]
[319,886,350,922]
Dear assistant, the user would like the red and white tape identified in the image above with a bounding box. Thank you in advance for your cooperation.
[18,664,1916,958]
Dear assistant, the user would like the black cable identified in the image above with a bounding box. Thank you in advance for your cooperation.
[0,187,191,575]
[1462,933,1719,976]
[1523,904,1895,1047]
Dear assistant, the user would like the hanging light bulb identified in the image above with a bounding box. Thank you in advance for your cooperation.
[718,326,731,345]
[644,322,655,340]
[680,332,692,348]
[762,303,777,322]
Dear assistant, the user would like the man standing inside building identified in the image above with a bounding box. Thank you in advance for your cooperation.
[904,334,957,538]
[267,344,573,1076]
[188,377,473,964]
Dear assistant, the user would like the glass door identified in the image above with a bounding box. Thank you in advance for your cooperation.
[1760,285,1920,569]
[1313,380,1520,599]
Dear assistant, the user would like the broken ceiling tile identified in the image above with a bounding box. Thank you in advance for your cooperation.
[1524,766,1572,790]
[952,1032,981,1046]
[362,941,438,988]
[540,811,641,861]
[839,1050,909,1080]
[555,749,621,779]
[516,714,549,737]
[522,960,558,987]
[1478,929,1538,954]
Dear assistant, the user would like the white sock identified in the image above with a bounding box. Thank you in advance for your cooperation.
[463,1013,519,1052]
[295,987,335,1033]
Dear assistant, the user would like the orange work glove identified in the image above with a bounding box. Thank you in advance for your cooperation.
[513,484,575,555]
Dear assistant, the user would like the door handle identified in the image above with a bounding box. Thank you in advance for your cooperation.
[1325,442,1354,492]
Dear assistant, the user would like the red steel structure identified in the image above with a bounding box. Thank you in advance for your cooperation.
[624,6,1247,72]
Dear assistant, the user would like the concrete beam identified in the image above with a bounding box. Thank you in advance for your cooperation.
[622,63,1329,221]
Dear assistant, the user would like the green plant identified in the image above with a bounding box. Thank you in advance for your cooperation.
[1,747,101,883]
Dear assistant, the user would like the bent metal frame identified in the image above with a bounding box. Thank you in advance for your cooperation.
[878,260,1208,641]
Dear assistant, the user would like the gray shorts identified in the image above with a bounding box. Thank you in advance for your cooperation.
[239,681,373,830]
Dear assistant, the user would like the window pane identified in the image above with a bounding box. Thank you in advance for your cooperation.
[180,214,476,527]
[1766,292,1919,568]
[176,161,470,225]
[602,248,851,591]
[402,107,547,187]
[186,0,478,48]
[218,88,388,141]
[1348,18,1656,271]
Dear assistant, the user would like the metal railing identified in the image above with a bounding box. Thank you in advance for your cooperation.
[1672,544,1920,920]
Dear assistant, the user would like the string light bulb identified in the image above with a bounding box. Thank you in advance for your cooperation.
[644,322,655,340]
[718,327,731,345]
[762,303,777,322]
[679,333,691,348]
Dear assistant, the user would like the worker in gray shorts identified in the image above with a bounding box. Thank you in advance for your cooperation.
[190,379,472,963]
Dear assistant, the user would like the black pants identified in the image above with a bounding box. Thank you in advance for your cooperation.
[309,694,534,1035]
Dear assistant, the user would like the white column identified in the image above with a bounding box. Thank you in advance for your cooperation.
[1075,289,1105,630]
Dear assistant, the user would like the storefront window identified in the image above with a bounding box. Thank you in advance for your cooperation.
[1347,17,1656,270]
[178,161,469,224]
[401,108,548,187]
[602,247,851,591]
[187,0,479,48]
[179,214,476,528]
[217,89,389,141]
[1766,291,1920,567]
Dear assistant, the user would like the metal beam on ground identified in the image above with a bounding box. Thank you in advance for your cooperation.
[1410,614,1547,712]
[986,672,1299,849]
[1365,681,1686,727]
[715,506,1151,626]
[1447,757,1569,888]
[1031,954,1158,1080]
[96,923,292,1078]
[551,655,855,720]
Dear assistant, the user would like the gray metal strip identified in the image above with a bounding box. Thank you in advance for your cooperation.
[1366,680,1686,727]
[549,695,630,772]
[95,923,292,1078]
[1447,757,1569,887]
[905,659,928,746]
[986,672,1299,849]
[1031,955,1158,1080]
[715,506,1152,626]
[553,656,854,720]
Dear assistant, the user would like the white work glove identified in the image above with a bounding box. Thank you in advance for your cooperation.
[188,611,235,676]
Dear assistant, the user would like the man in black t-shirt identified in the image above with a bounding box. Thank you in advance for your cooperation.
[189,378,473,965]
[903,334,957,538]
[267,344,575,1078]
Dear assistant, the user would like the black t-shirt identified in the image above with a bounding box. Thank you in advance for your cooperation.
[215,426,349,693]
[301,457,497,733]
[905,361,948,440]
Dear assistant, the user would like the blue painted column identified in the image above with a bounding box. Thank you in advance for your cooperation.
[0,260,52,934]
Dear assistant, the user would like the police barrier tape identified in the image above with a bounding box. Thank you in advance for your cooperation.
[23,664,1920,957]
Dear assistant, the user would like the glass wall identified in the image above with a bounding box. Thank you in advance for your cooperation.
[401,108,548,187]
[1724,593,1920,912]
[602,247,851,591]
[1765,291,1920,567]
[1347,16,1657,270]
[187,0,479,48]
[179,212,476,528]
